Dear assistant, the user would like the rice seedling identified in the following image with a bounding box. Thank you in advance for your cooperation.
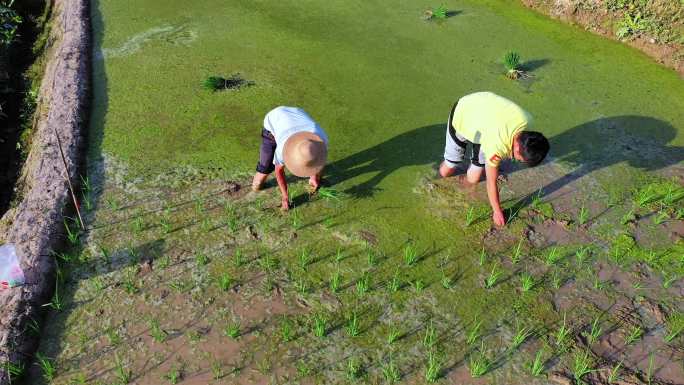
[195,252,209,266]
[413,278,425,293]
[298,248,311,270]
[30,354,49,384]
[653,210,669,225]
[64,218,80,245]
[159,217,172,234]
[132,216,145,233]
[224,320,241,339]
[423,321,437,348]
[291,209,302,229]
[164,366,181,384]
[268,323,291,347]
[424,5,448,20]
[608,361,622,384]
[233,249,245,267]
[346,357,362,380]
[646,352,654,385]
[211,360,223,380]
[149,318,167,343]
[575,246,590,266]
[555,313,570,346]
[218,273,233,291]
[387,325,401,345]
[484,262,502,288]
[330,270,341,293]
[578,206,589,225]
[201,217,212,232]
[440,271,454,289]
[258,255,278,271]
[311,314,327,338]
[635,187,658,208]
[662,272,678,289]
[335,246,344,263]
[466,318,482,345]
[479,246,487,266]
[530,349,545,376]
[123,273,139,295]
[511,325,532,350]
[511,239,523,264]
[157,255,171,269]
[382,358,401,384]
[469,344,492,377]
[82,191,93,211]
[107,328,122,346]
[465,206,476,227]
[664,312,684,343]
[2,360,24,382]
[632,281,644,291]
[318,187,344,201]
[404,243,418,266]
[296,361,312,377]
[572,350,595,384]
[105,197,119,211]
[346,312,360,337]
[521,272,535,292]
[295,277,309,294]
[114,353,132,385]
[389,270,401,292]
[503,51,526,79]
[356,272,370,295]
[366,249,377,267]
[619,209,636,226]
[583,317,602,344]
[593,277,609,291]
[425,350,442,383]
[545,247,562,266]
[551,270,563,289]
[43,282,64,311]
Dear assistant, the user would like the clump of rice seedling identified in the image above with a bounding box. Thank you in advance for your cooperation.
[503,51,526,79]
[479,246,487,266]
[63,218,81,245]
[404,243,419,266]
[35,352,56,383]
[356,272,370,295]
[202,73,253,91]
[575,246,590,266]
[382,356,401,384]
[521,272,535,292]
[424,5,448,20]
[653,210,669,225]
[311,314,327,338]
[211,360,223,380]
[662,272,679,289]
[465,206,476,227]
[114,353,132,384]
[440,271,454,289]
[484,262,502,288]
[195,252,209,266]
[317,187,344,201]
[646,353,654,384]
[423,321,437,348]
[388,325,401,345]
[545,247,562,266]
[578,206,589,225]
[346,312,360,337]
[295,277,309,294]
[572,350,595,384]
[413,278,425,293]
[389,269,401,292]
[620,209,636,225]
[469,343,492,377]
[149,318,167,343]
[233,249,245,267]
[583,317,603,344]
[529,349,545,376]
[3,360,24,381]
[665,312,684,343]
[511,239,523,264]
[218,273,233,291]
[555,313,570,346]
[511,325,532,350]
[424,350,442,383]
[466,318,482,345]
[164,366,181,384]
[608,361,622,384]
[346,357,362,380]
[335,247,344,263]
[330,270,341,293]
[298,248,311,270]
[224,320,241,339]
[366,249,377,267]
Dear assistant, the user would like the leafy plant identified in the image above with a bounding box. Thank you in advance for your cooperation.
[484,262,502,288]
[466,318,482,345]
[330,270,341,293]
[616,11,647,39]
[423,321,437,348]
[346,312,360,337]
[530,349,545,376]
[35,352,56,382]
[311,314,327,338]
[224,320,241,339]
[578,206,589,225]
[425,350,441,383]
[521,273,535,292]
[404,243,418,266]
[469,344,491,377]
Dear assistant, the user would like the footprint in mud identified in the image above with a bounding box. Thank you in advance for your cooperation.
[99,24,198,59]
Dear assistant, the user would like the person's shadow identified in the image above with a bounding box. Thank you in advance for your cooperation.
[327,116,684,202]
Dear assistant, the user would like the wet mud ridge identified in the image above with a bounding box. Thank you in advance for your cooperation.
[0,0,90,383]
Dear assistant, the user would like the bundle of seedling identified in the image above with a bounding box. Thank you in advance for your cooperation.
[423,5,448,21]
[503,51,528,80]
[202,73,253,92]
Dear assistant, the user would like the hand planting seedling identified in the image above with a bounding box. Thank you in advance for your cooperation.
[503,51,527,79]
[202,73,253,91]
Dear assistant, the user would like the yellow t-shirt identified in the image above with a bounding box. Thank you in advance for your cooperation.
[451,92,532,167]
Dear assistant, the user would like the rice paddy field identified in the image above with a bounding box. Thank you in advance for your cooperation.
[23,0,684,384]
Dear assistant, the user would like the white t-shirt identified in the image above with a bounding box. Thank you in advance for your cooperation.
[264,106,329,165]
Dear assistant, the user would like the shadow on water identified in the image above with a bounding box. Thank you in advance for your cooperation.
[328,116,683,204]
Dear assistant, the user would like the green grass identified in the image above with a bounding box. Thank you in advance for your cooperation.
[529,349,545,376]
[665,312,684,343]
[572,350,595,384]
[424,350,442,383]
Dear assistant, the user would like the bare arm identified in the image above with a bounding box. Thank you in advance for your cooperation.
[275,165,289,210]
[485,165,505,226]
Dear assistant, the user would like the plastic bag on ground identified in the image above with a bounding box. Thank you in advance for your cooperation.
[0,244,25,289]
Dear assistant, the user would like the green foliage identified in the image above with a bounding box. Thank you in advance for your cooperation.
[346,312,360,337]
[424,350,441,383]
[311,314,327,338]
[224,320,241,339]
[202,73,253,91]
[530,349,545,376]
[468,344,491,377]
[404,243,418,266]
[0,4,21,47]
[503,51,521,71]
[665,312,684,343]
[572,350,595,384]
[35,352,56,383]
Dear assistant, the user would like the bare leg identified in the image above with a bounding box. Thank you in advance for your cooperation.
[439,161,458,178]
[252,172,270,191]
[466,164,484,184]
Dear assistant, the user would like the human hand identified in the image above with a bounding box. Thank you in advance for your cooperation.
[308,175,320,191]
[281,197,290,211]
[492,209,506,227]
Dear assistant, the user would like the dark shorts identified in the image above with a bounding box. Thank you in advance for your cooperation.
[256,128,277,174]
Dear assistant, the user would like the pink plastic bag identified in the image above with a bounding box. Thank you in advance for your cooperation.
[0,244,25,289]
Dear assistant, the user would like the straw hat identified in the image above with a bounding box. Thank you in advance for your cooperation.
[283,132,327,177]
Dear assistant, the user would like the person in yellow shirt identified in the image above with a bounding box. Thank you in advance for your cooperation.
[439,92,549,226]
